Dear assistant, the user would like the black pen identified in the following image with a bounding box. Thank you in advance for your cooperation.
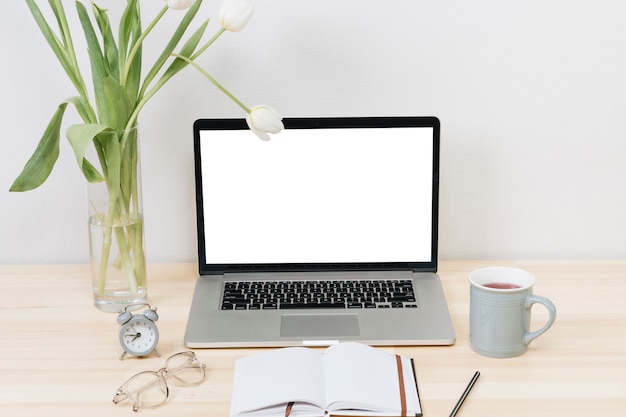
[449,371,480,417]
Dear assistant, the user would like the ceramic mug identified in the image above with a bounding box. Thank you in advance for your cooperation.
[469,267,557,358]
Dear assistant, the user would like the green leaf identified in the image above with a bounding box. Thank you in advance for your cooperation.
[103,133,122,199]
[76,0,106,119]
[118,0,142,99]
[118,0,139,65]
[47,0,70,40]
[125,2,143,102]
[66,123,110,183]
[77,2,132,129]
[81,158,105,183]
[91,2,120,82]
[27,1,96,123]
[162,18,209,81]
[10,103,68,192]
[25,0,78,92]
[101,75,133,130]
[65,96,93,124]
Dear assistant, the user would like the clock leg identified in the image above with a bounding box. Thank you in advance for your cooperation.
[119,351,128,361]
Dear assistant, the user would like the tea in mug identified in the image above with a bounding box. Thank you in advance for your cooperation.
[483,282,522,290]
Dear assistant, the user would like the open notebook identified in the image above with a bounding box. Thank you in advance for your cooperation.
[184,116,455,347]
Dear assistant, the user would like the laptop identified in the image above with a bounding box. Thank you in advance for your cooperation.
[184,116,456,348]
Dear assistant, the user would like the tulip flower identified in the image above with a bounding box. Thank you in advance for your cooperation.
[219,0,255,32]
[15,0,280,312]
[246,105,284,141]
[164,0,197,10]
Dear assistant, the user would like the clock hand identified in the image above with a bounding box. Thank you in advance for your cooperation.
[124,325,141,341]
[124,327,138,338]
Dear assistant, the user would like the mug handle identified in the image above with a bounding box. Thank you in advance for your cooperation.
[523,295,557,346]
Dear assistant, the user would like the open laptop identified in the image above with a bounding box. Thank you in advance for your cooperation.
[184,116,455,348]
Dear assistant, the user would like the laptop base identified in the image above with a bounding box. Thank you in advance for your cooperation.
[184,271,455,348]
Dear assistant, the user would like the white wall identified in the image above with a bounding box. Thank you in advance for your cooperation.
[1,0,625,264]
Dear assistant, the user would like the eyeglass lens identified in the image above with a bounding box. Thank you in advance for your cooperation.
[123,370,169,411]
[166,351,206,385]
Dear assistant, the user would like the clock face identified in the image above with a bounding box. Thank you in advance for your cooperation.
[119,316,159,356]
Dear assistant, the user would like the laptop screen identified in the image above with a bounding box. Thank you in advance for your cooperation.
[193,117,440,274]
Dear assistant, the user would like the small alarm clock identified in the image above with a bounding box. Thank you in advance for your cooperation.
[116,304,161,360]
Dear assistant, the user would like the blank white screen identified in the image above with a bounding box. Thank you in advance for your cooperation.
[200,127,434,264]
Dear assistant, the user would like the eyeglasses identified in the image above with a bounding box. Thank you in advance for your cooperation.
[113,351,206,412]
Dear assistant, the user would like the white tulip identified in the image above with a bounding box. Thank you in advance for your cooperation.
[246,105,283,141]
[219,0,255,32]
[164,0,196,10]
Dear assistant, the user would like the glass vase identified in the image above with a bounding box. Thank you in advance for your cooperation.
[88,126,147,312]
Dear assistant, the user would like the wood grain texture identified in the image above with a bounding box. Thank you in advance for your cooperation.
[1,261,624,416]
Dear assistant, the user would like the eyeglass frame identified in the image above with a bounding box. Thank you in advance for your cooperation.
[113,351,207,412]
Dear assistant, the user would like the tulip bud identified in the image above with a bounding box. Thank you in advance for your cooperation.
[164,0,197,10]
[219,0,255,32]
[246,105,283,141]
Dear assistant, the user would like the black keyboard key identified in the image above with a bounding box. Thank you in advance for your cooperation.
[279,302,307,309]
[223,293,245,300]
[280,302,345,309]
[388,294,416,302]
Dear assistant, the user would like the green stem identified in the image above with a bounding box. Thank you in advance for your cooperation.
[94,129,144,295]
[121,6,169,87]
[125,129,146,286]
[130,27,227,129]
[171,53,251,113]
[93,137,109,293]
[114,224,138,294]
[97,222,113,293]
[190,27,226,61]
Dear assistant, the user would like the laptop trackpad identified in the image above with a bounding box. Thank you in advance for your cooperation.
[280,314,360,337]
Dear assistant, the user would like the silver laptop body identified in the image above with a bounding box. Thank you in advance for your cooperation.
[184,117,455,348]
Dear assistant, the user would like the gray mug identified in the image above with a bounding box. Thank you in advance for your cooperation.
[469,267,557,358]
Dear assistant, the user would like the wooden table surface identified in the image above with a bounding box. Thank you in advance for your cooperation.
[1,260,624,416]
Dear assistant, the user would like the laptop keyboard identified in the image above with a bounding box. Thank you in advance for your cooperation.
[220,279,418,310]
